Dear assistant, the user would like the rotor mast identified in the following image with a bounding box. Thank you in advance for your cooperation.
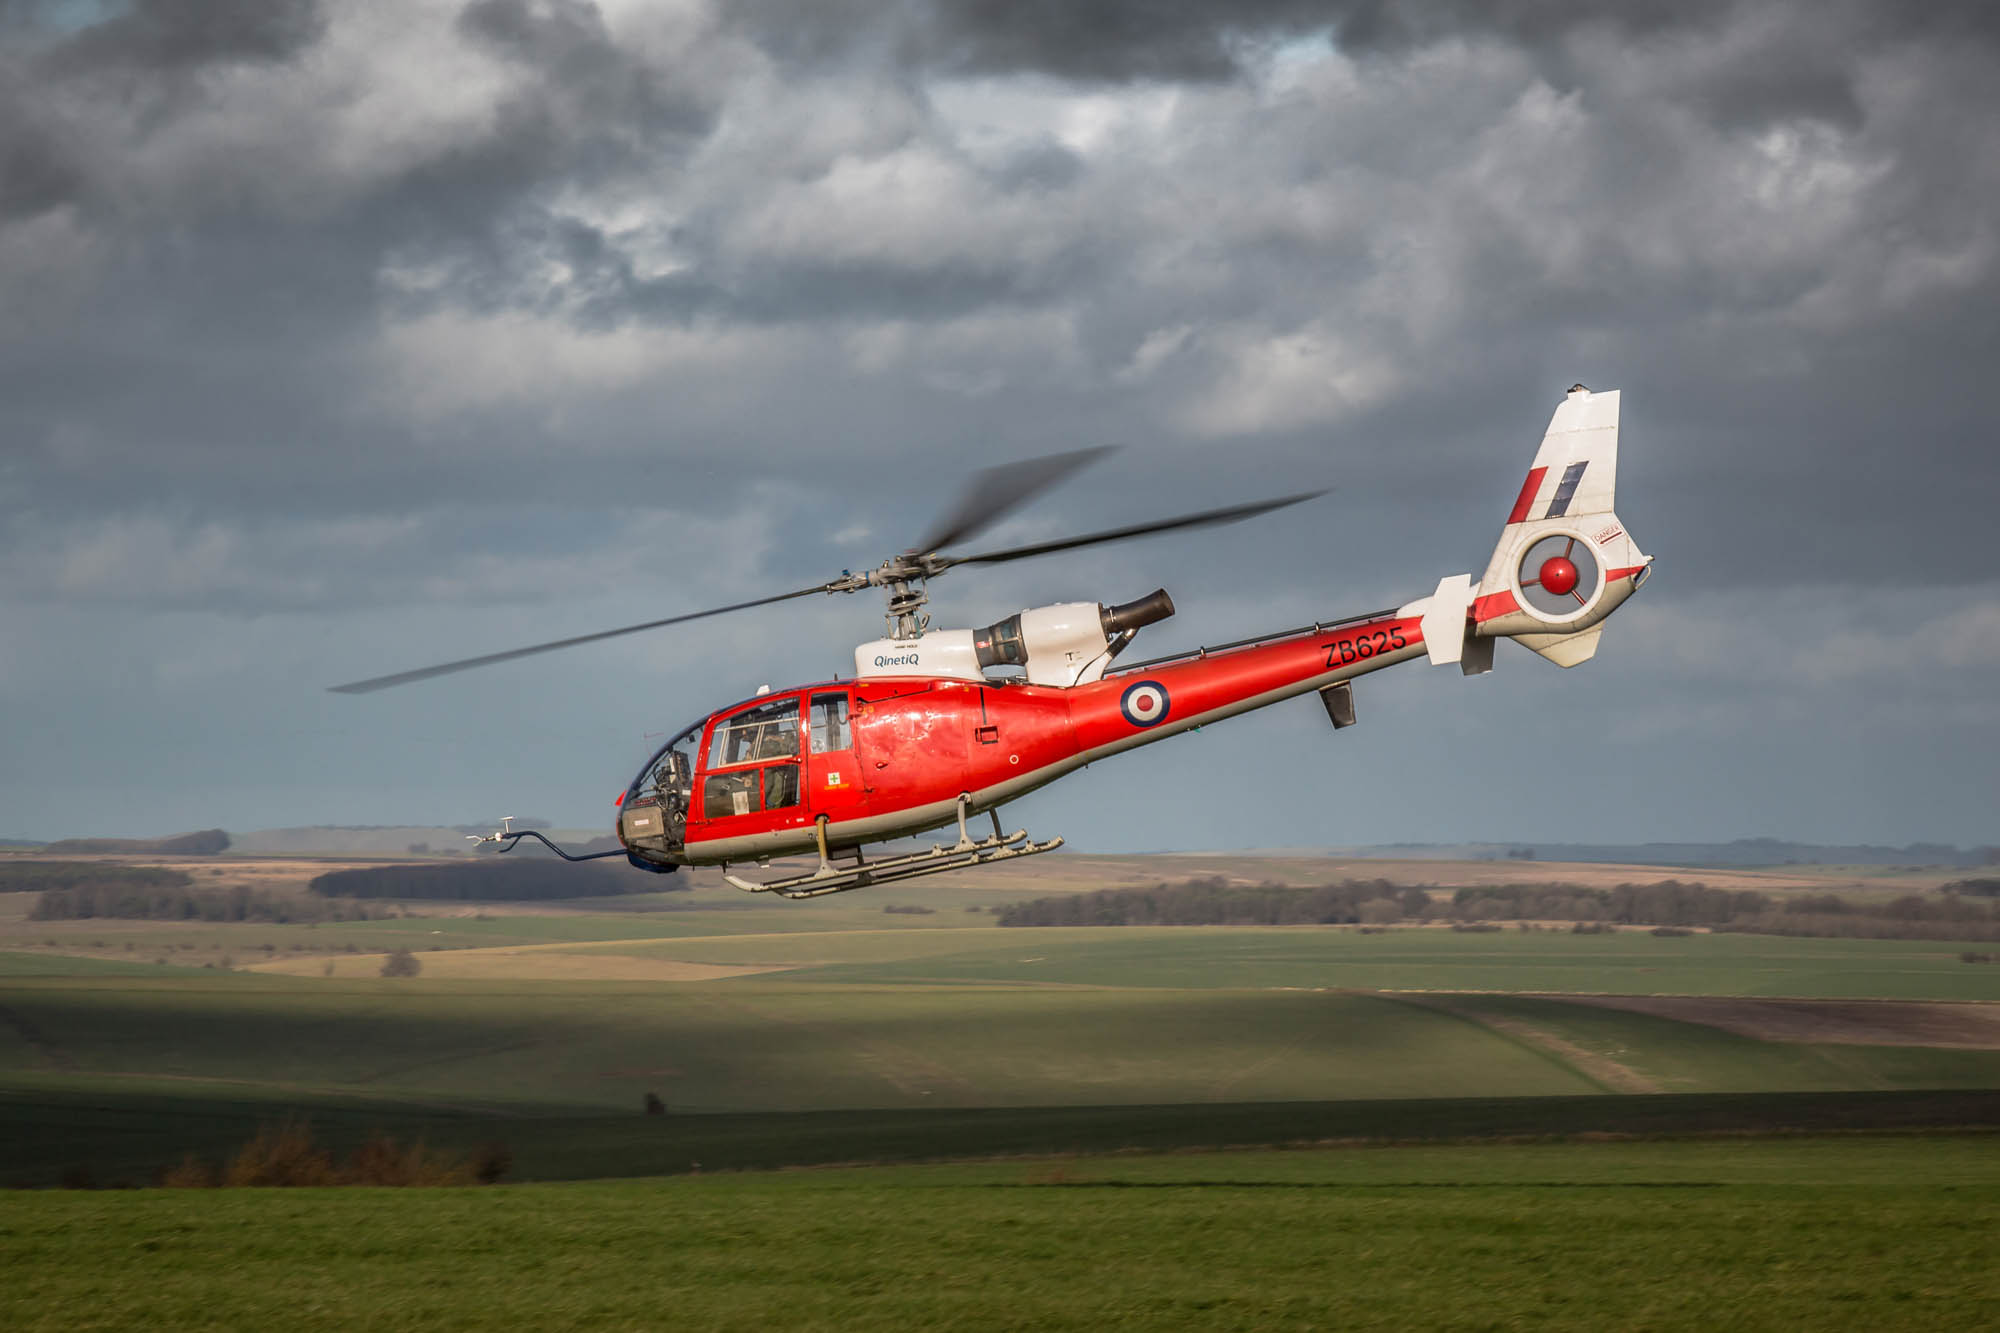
[848,553,952,639]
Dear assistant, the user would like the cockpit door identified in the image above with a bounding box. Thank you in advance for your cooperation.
[688,694,810,838]
[803,690,864,820]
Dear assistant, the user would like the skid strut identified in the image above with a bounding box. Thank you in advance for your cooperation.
[723,797,1061,898]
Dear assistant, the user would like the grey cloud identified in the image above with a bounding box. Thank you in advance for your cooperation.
[1,0,1998,843]
[47,0,325,74]
[457,0,715,142]
[0,87,77,218]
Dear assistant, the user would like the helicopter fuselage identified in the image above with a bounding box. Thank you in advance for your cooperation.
[617,607,1433,869]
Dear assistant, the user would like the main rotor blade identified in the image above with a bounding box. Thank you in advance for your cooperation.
[914,446,1115,555]
[328,583,841,694]
[947,491,1326,568]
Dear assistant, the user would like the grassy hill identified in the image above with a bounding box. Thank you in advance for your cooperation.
[5,1136,1997,1330]
[4,866,1996,1192]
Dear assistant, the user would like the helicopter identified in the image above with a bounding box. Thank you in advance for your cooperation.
[332,385,1651,898]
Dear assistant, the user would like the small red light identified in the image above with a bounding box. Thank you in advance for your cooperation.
[615,791,625,807]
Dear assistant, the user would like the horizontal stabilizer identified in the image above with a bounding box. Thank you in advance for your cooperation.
[1514,627,1602,667]
[1420,574,1475,666]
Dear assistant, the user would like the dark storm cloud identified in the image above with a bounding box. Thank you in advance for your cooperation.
[0,3,1993,644]
[0,1,322,223]
[457,0,715,145]
[745,0,2000,141]
[47,0,326,74]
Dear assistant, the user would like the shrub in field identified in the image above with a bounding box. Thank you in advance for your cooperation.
[160,1154,216,1188]
[470,1142,512,1185]
[163,1123,509,1188]
[225,1120,337,1187]
[1358,897,1403,924]
[381,948,421,978]
[344,1134,474,1186]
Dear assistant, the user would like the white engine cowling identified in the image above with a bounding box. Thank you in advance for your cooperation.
[854,590,1175,687]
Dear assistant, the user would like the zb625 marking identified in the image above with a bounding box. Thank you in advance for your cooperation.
[1325,626,1406,669]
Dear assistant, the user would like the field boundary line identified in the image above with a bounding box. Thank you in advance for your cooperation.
[1384,994,1663,1094]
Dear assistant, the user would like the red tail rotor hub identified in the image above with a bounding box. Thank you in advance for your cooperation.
[1537,555,1579,597]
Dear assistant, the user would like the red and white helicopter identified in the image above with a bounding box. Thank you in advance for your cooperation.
[334,386,1650,897]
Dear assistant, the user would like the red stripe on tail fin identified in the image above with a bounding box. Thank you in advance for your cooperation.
[1506,467,1547,525]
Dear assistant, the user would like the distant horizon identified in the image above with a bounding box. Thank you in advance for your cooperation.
[6,825,1993,868]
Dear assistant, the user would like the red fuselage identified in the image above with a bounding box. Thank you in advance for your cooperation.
[617,610,1424,868]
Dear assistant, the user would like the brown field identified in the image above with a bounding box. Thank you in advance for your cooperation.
[251,948,793,981]
[1562,995,2000,1049]
[877,852,1972,897]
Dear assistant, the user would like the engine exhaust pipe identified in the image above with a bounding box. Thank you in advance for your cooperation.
[1100,589,1175,636]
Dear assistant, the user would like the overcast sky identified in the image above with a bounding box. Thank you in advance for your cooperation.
[3,0,1995,849]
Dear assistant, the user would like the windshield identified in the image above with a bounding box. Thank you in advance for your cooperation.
[628,719,704,805]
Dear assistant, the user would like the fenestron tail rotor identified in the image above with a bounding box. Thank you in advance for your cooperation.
[327,449,1324,694]
[1515,533,1600,617]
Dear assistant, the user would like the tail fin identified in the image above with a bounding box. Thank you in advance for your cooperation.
[1468,386,1651,669]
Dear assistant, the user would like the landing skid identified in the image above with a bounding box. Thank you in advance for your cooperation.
[722,800,1063,899]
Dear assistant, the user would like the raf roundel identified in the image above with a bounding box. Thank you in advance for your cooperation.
[1119,680,1171,728]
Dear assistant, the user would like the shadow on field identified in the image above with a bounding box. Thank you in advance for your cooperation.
[4,1086,1996,1188]
[992,1180,1729,1190]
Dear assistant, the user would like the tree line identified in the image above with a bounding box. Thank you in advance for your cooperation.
[996,878,1430,927]
[30,880,386,923]
[308,858,667,901]
[996,876,2000,941]
[1,861,193,894]
[38,829,231,855]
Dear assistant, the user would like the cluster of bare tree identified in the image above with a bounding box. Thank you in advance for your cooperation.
[38,829,231,855]
[308,859,664,901]
[998,876,2000,941]
[3,861,191,894]
[996,878,1431,927]
[30,878,386,923]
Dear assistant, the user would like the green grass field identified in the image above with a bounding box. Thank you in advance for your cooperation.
[593,924,2000,998]
[5,871,1998,1330]
[3,918,1997,1190]
[7,970,1998,1121]
[4,1136,1996,1331]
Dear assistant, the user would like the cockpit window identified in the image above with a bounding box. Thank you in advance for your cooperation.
[706,697,801,769]
[810,692,850,752]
